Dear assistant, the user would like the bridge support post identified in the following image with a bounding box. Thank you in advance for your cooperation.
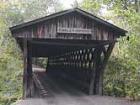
[98,43,115,95]
[94,43,115,95]
[89,48,101,95]
[89,42,115,95]
[23,38,34,98]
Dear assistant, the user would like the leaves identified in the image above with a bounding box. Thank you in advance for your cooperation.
[0,0,63,104]
[81,0,140,100]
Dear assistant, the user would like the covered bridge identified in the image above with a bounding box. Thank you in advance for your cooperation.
[10,8,127,98]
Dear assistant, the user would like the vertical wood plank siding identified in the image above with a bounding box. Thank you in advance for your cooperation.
[13,13,117,40]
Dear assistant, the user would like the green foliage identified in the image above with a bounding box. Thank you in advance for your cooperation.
[104,35,140,100]
[0,33,23,104]
[0,1,23,104]
[104,56,140,98]
[0,0,62,104]
[33,58,48,68]
[81,0,140,100]
[103,0,140,99]
[81,0,102,15]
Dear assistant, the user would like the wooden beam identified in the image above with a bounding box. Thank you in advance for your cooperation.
[89,48,99,95]
[94,48,103,94]
[23,38,28,98]
[95,42,115,95]
[23,38,34,98]
[27,41,34,97]
[31,41,107,48]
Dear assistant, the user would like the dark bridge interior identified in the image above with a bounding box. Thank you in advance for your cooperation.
[17,37,115,98]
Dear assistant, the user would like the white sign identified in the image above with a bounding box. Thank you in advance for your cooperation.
[57,27,92,34]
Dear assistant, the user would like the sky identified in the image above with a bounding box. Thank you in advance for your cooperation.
[54,0,112,23]
[59,0,83,9]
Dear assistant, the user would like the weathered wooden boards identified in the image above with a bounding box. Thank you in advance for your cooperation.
[23,38,34,98]
[13,13,116,40]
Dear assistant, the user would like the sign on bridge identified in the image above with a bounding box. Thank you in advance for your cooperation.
[57,27,92,34]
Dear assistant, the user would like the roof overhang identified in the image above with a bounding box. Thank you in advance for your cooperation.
[10,8,127,36]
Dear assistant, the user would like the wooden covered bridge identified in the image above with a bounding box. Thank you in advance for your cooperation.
[10,8,127,99]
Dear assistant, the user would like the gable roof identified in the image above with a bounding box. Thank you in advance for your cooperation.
[10,8,127,35]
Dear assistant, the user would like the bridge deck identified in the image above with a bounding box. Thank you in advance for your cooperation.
[16,66,139,105]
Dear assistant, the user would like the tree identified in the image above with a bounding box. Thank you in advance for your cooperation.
[80,0,102,15]
[81,0,140,100]
[71,0,79,8]
[18,0,63,22]
[0,0,63,104]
